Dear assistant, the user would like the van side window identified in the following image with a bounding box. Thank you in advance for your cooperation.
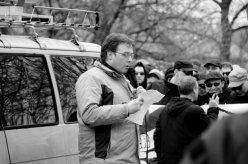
[0,55,57,128]
[51,56,97,123]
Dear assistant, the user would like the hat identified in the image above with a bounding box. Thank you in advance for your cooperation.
[205,72,223,83]
[174,61,194,71]
[191,59,202,67]
[148,69,163,79]
[204,60,222,68]
[165,66,174,79]
[228,68,247,88]
[222,62,233,69]
[195,72,207,81]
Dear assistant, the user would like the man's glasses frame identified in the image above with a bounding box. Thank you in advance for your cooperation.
[231,84,243,91]
[182,70,193,76]
[113,51,135,59]
[206,82,221,88]
[198,84,206,89]
[223,72,231,76]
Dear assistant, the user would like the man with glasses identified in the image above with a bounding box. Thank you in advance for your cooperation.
[204,60,231,89]
[204,72,235,104]
[76,33,145,164]
[228,68,248,103]
[194,73,208,105]
[221,62,233,77]
[173,60,195,78]
[149,60,194,105]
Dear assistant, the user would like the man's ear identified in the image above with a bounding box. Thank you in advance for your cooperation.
[106,51,114,61]
[192,84,197,94]
[221,81,225,87]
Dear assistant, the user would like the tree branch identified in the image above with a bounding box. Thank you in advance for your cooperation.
[129,21,159,35]
[230,2,248,26]
[167,27,221,46]
[212,0,221,5]
[125,0,158,8]
[232,25,248,32]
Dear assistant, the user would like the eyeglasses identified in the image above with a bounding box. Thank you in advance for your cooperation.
[206,82,221,88]
[223,72,230,76]
[183,71,193,76]
[114,51,134,59]
[199,84,206,89]
[231,84,243,91]
[135,72,145,76]
[206,66,219,70]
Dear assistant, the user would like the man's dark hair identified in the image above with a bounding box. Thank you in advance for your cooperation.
[178,76,197,95]
[101,33,134,62]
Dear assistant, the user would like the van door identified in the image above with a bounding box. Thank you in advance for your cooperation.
[0,54,67,164]
[0,127,10,164]
[50,55,98,164]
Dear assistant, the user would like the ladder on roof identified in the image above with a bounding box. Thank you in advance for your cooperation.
[0,5,100,31]
[0,0,100,50]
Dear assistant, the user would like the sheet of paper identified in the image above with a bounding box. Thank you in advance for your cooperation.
[126,90,164,125]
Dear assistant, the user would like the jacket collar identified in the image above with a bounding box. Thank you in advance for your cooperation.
[94,61,124,79]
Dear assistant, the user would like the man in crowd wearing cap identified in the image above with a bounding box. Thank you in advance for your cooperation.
[171,60,195,83]
[204,59,231,92]
[228,68,248,103]
[149,60,195,105]
[164,66,174,82]
[194,72,208,105]
[221,62,233,77]
[204,60,222,74]
[204,72,235,104]
[147,69,163,89]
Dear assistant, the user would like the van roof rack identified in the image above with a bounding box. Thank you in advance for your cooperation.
[0,4,100,31]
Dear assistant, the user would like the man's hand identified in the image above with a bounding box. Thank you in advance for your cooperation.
[134,86,146,98]
[127,97,144,114]
[209,93,219,108]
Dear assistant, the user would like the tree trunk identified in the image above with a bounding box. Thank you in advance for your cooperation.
[220,0,232,61]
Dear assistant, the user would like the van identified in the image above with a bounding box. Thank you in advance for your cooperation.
[0,1,100,164]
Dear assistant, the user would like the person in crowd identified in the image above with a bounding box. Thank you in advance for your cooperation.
[204,59,230,90]
[134,61,149,89]
[147,69,163,89]
[124,67,139,88]
[221,62,233,77]
[149,60,194,105]
[171,60,195,83]
[204,60,222,74]
[194,72,208,105]
[180,111,248,164]
[191,59,202,75]
[204,72,235,104]
[164,66,174,82]
[75,33,145,164]
[154,76,219,164]
[228,68,248,103]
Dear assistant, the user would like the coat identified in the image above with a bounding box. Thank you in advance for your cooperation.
[180,111,248,164]
[154,97,219,164]
[76,61,140,164]
[149,80,180,105]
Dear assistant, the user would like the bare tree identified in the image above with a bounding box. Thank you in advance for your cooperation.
[212,0,248,61]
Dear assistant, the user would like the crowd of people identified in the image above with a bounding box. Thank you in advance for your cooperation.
[132,59,248,106]
[75,33,248,164]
